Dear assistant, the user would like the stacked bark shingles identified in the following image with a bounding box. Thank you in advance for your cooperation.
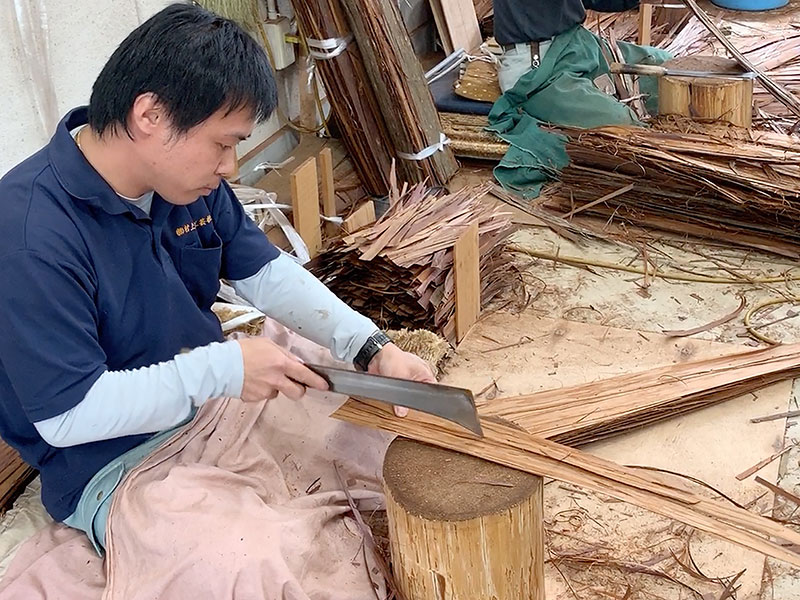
[308,184,514,344]
[0,441,35,513]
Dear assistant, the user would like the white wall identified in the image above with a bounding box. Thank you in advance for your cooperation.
[0,0,286,177]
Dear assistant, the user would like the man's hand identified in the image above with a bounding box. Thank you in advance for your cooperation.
[238,337,328,402]
[367,342,436,417]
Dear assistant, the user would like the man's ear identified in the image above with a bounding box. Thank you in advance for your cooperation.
[127,93,166,139]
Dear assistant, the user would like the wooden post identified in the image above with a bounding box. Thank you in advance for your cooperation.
[383,438,545,600]
[638,3,654,46]
[342,201,376,234]
[318,148,338,237]
[453,223,480,342]
[290,157,322,258]
[658,56,753,128]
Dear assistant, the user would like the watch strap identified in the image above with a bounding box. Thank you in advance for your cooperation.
[353,331,392,371]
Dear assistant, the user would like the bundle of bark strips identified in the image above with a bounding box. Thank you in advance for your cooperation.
[339,0,458,186]
[483,342,800,447]
[292,0,394,196]
[336,396,800,569]
[440,113,508,161]
[336,343,800,568]
[551,121,800,257]
[308,183,513,344]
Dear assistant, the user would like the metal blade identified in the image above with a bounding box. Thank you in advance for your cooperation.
[308,364,483,437]
[609,62,755,81]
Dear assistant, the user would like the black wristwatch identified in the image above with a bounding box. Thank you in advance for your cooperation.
[354,330,392,371]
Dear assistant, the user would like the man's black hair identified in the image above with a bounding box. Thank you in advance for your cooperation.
[88,3,277,137]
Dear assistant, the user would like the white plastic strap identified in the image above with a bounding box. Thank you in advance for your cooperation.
[254,157,295,172]
[425,48,466,84]
[241,194,310,265]
[397,133,451,161]
[306,35,353,60]
[245,203,342,225]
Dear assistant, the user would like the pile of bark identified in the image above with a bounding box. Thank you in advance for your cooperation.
[550,120,800,257]
[309,183,514,343]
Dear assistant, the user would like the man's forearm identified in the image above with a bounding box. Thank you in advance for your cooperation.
[231,253,378,364]
[34,341,243,447]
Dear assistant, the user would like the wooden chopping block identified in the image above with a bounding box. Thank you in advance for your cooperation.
[383,437,545,600]
[658,55,753,128]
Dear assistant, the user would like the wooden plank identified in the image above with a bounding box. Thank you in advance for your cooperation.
[318,148,337,237]
[453,222,480,342]
[428,0,454,54]
[638,3,654,46]
[290,156,322,258]
[334,399,800,568]
[342,201,376,234]
[435,0,481,53]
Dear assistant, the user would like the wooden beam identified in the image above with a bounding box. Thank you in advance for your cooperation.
[454,223,480,342]
[290,157,322,258]
[318,148,337,237]
[638,3,654,46]
[342,200,376,234]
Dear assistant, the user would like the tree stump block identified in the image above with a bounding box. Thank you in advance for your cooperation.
[383,437,545,600]
[658,56,753,128]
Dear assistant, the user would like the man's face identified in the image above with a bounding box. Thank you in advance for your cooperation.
[143,106,255,205]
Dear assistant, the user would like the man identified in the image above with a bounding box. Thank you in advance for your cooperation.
[495,0,642,91]
[0,1,431,565]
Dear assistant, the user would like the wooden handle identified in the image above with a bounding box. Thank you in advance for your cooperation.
[609,62,667,77]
